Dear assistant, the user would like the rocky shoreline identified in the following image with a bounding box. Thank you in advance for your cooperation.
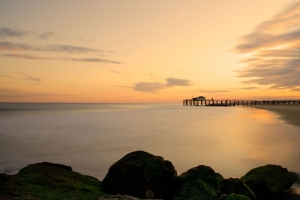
[1,150,299,200]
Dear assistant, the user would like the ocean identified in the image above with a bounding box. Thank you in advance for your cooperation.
[0,103,299,184]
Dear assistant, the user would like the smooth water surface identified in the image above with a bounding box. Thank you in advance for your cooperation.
[0,103,299,182]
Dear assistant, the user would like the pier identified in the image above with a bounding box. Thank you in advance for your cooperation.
[182,99,300,106]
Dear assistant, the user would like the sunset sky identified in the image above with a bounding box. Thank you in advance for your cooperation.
[1,0,300,103]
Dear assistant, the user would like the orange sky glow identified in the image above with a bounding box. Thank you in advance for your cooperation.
[1,0,299,103]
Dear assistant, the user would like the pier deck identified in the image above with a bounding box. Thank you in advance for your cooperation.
[182,99,300,106]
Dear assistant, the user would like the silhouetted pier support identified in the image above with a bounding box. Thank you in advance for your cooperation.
[182,99,300,107]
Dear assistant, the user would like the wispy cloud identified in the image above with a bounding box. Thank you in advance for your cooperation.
[239,87,259,90]
[0,27,28,38]
[38,31,54,40]
[110,70,120,74]
[0,41,31,51]
[0,41,103,54]
[0,27,120,65]
[62,57,122,64]
[1,53,122,64]
[133,82,166,93]
[290,88,300,91]
[132,77,193,93]
[0,88,22,96]
[194,87,259,94]
[19,72,42,83]
[0,87,72,101]
[2,53,56,61]
[48,44,103,54]
[166,77,192,87]
[234,2,300,91]
[196,89,232,93]
[114,85,131,88]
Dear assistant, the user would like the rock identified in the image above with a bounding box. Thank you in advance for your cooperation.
[297,174,300,182]
[146,190,154,198]
[0,173,9,181]
[102,151,177,199]
[20,161,73,172]
[172,165,221,200]
[241,164,298,199]
[217,193,251,200]
[98,194,163,200]
[216,173,225,182]
[0,162,107,200]
[220,178,256,200]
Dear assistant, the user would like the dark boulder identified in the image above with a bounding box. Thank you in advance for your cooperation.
[241,164,297,199]
[216,173,225,182]
[98,194,163,200]
[0,162,107,200]
[220,178,256,200]
[19,161,73,173]
[102,151,177,199]
[217,193,251,200]
[172,165,220,200]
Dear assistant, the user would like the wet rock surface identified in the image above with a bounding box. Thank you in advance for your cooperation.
[220,178,256,200]
[102,151,177,199]
[172,165,220,200]
[217,193,251,200]
[98,194,163,200]
[241,164,298,199]
[0,162,107,200]
[1,152,300,200]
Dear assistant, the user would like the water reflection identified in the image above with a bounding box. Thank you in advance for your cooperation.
[156,107,300,179]
[0,105,299,183]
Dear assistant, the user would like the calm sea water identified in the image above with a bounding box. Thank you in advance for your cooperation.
[0,103,299,184]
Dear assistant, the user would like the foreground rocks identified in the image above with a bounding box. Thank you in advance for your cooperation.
[99,194,163,200]
[102,151,299,200]
[241,164,298,199]
[1,151,300,200]
[220,178,256,200]
[0,162,108,200]
[172,165,221,200]
[217,193,251,200]
[103,151,177,199]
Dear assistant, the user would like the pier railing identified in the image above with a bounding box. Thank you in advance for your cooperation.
[182,99,300,106]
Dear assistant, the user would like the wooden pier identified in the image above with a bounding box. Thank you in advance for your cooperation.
[183,99,300,106]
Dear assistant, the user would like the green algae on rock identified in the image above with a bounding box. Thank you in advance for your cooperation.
[1,152,300,200]
[99,194,163,200]
[216,173,225,182]
[220,178,256,200]
[241,164,298,199]
[102,151,177,199]
[217,193,251,200]
[0,162,108,200]
[172,165,221,200]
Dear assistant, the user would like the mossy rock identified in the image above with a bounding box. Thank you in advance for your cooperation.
[241,164,297,199]
[172,165,220,200]
[220,178,256,200]
[102,151,177,199]
[217,193,251,200]
[216,173,225,182]
[0,162,108,200]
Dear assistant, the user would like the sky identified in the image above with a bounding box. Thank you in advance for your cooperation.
[1,0,300,103]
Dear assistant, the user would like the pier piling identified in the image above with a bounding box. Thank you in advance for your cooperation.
[182,99,300,107]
